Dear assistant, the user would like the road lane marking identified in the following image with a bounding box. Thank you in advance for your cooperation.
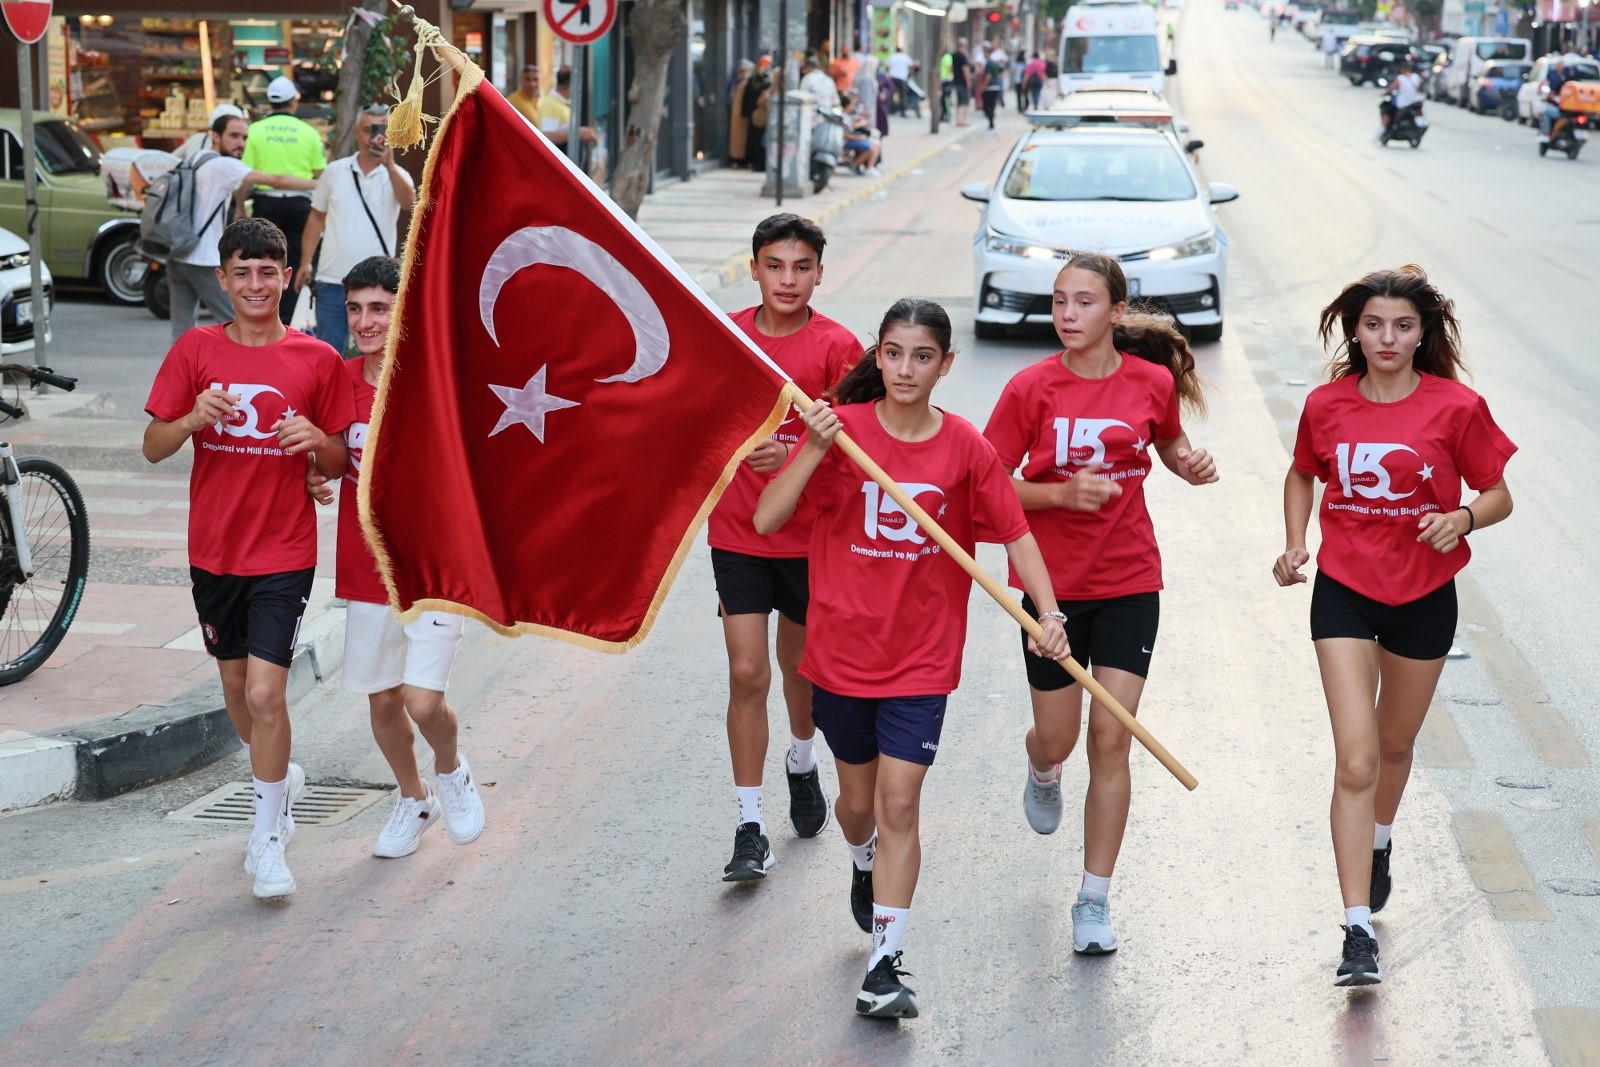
[82,930,231,1044]
[1416,699,1473,769]
[1536,1007,1600,1067]
[1453,811,1552,922]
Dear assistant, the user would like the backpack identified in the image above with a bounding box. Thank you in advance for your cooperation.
[138,150,227,264]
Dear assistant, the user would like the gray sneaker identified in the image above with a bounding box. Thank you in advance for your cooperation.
[1023,764,1064,834]
[1072,891,1118,954]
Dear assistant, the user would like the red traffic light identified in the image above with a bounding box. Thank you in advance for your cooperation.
[987,10,1001,20]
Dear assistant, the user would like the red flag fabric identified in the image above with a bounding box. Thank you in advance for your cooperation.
[361,65,791,651]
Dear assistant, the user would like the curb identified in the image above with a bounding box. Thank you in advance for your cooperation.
[0,612,347,811]
[689,123,985,293]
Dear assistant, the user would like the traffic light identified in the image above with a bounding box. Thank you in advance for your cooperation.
[987,10,1002,21]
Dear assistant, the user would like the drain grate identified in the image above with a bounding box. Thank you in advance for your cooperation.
[168,781,390,828]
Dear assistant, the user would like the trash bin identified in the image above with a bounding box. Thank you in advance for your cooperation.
[761,90,813,199]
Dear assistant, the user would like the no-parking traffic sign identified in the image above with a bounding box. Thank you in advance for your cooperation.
[543,0,616,45]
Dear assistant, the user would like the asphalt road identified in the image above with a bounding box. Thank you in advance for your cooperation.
[2,4,1598,1064]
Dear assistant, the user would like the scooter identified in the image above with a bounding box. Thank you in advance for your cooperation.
[1540,109,1589,160]
[142,256,170,320]
[1379,102,1428,148]
[811,106,846,194]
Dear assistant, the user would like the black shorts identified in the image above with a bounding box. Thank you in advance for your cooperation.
[812,685,948,766]
[1020,592,1160,690]
[190,566,316,668]
[955,83,972,105]
[1310,571,1456,661]
[711,548,808,624]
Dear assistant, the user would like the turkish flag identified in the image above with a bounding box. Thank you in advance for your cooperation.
[360,68,791,650]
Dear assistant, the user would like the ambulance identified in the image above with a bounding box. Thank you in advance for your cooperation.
[1058,2,1176,98]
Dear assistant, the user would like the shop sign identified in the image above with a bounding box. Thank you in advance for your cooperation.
[543,0,616,44]
[1,1,53,45]
[264,46,290,63]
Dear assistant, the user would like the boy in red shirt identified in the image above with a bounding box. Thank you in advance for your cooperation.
[710,214,861,882]
[313,256,486,859]
[143,217,355,900]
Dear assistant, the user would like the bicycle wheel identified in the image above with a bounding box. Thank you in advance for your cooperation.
[0,457,90,685]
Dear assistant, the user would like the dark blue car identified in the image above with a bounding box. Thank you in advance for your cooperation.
[1475,60,1531,113]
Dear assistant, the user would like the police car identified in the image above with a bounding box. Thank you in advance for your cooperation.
[961,122,1237,341]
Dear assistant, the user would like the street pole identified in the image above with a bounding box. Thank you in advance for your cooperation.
[16,42,46,366]
[929,13,941,134]
[776,0,787,207]
[568,44,587,167]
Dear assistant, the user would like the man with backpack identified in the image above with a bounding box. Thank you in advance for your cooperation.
[154,111,317,343]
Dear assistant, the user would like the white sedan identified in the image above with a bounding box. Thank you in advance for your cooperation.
[962,126,1237,341]
[0,226,51,357]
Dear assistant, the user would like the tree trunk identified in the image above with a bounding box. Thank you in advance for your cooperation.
[334,0,391,159]
[611,0,688,220]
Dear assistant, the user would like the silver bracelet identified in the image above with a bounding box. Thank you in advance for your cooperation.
[1039,610,1066,625]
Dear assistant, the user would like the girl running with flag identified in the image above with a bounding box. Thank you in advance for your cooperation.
[983,252,1217,956]
[1274,265,1515,986]
[754,298,1069,1020]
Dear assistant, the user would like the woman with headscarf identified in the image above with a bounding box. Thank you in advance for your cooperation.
[743,55,773,172]
[729,59,755,167]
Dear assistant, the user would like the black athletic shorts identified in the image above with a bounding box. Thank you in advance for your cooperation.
[1020,592,1160,690]
[1309,571,1456,661]
[190,566,316,668]
[711,548,808,624]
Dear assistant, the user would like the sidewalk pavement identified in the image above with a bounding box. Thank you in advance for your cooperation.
[0,110,987,812]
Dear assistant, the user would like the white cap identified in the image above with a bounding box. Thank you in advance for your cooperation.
[208,103,245,125]
[266,76,298,104]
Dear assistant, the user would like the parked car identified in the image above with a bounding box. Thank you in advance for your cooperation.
[1341,36,1397,85]
[1516,55,1600,123]
[0,110,144,306]
[1443,37,1532,106]
[961,125,1236,341]
[0,224,52,357]
[1424,42,1455,99]
[1473,60,1531,113]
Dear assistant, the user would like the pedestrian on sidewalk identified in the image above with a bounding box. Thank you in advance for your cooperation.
[952,38,974,126]
[307,255,486,860]
[242,77,327,325]
[983,252,1218,960]
[506,63,541,123]
[1321,26,1339,69]
[979,47,1006,133]
[142,217,356,900]
[1014,49,1029,112]
[729,60,756,167]
[711,215,862,884]
[754,299,1070,1019]
[1024,53,1048,110]
[939,49,955,123]
[1274,265,1516,987]
[294,103,416,357]
[166,113,317,343]
[888,45,916,116]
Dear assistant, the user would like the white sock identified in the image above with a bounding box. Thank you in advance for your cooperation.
[787,735,817,774]
[736,786,765,831]
[846,831,876,872]
[1081,870,1111,896]
[868,904,909,967]
[1374,823,1392,850]
[1344,906,1373,935]
[252,776,287,845]
[1030,761,1061,783]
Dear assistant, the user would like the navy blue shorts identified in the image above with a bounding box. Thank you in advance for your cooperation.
[811,685,948,766]
[1310,571,1456,661]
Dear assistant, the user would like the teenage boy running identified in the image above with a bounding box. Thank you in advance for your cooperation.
[308,255,486,857]
[709,214,862,882]
[143,217,355,899]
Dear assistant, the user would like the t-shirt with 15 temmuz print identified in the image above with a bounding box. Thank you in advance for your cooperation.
[335,356,388,604]
[145,325,356,576]
[1293,372,1516,606]
[791,402,1028,698]
[983,352,1183,600]
[708,306,861,558]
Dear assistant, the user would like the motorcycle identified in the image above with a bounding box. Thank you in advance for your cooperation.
[1540,109,1589,160]
[1379,102,1429,148]
[811,105,846,194]
[142,257,170,320]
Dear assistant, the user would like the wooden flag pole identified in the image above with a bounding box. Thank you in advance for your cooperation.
[780,383,1198,791]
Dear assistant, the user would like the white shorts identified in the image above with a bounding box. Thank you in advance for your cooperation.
[343,600,464,695]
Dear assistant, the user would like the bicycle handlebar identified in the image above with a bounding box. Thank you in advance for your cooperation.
[0,399,24,420]
[0,363,77,392]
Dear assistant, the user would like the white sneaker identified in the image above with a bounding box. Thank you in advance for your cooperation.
[1023,763,1064,834]
[1072,891,1118,954]
[280,762,305,846]
[246,835,295,899]
[436,753,486,845]
[373,788,442,858]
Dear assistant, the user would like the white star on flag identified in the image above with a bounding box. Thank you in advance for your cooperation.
[488,365,580,442]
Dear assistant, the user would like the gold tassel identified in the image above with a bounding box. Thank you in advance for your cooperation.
[384,3,450,152]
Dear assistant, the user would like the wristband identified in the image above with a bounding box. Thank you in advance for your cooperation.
[1039,610,1067,625]
[1457,505,1475,535]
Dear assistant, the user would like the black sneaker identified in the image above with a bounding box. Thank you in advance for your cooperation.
[721,822,773,882]
[786,762,830,838]
[1370,841,1392,914]
[850,863,874,933]
[856,951,918,1018]
[1335,925,1382,986]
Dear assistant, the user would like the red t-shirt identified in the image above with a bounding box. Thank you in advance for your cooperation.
[983,352,1182,600]
[335,357,388,604]
[1293,373,1516,606]
[794,402,1029,697]
[146,325,355,576]
[706,307,861,558]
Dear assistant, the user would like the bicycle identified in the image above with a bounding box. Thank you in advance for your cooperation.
[0,363,90,685]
